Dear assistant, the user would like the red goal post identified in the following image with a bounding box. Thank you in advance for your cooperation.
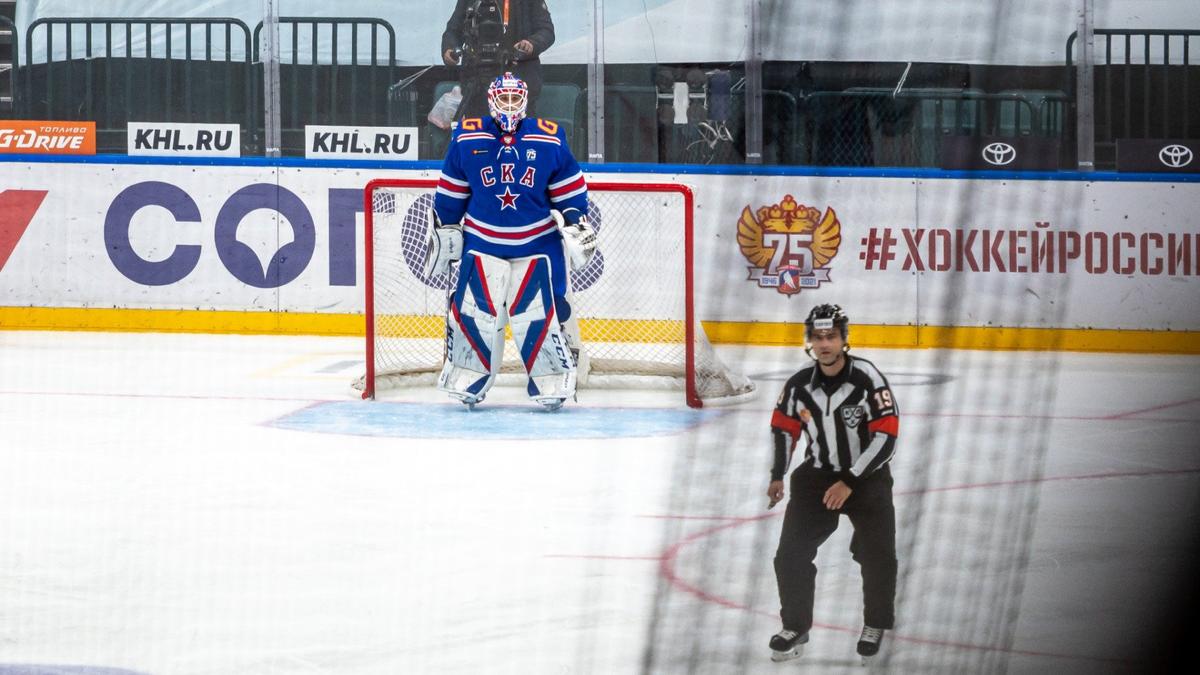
[357,178,755,407]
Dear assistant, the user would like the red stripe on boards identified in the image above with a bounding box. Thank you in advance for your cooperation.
[0,190,49,272]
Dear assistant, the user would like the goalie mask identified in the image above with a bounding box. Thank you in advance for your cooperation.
[487,72,528,133]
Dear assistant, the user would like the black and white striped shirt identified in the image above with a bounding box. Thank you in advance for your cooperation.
[770,355,899,487]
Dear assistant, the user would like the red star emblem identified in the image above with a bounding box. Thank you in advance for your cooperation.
[496,186,520,210]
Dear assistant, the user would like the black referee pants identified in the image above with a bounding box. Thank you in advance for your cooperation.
[774,462,897,634]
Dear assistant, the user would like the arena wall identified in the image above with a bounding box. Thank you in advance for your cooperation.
[1,157,1197,352]
[17,1,1200,67]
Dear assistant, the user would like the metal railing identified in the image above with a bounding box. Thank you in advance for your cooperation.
[24,17,254,151]
[0,15,16,113]
[8,13,1095,169]
[253,17,396,151]
[1067,29,1199,167]
[799,89,1047,167]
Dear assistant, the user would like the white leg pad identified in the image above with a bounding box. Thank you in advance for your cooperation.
[560,302,589,386]
[506,255,576,408]
[437,252,510,405]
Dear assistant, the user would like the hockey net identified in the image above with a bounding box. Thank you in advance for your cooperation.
[354,178,755,407]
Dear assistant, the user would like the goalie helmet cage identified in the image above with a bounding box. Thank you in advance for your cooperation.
[356,178,756,407]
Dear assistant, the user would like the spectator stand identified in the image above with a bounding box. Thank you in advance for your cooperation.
[23,17,254,153]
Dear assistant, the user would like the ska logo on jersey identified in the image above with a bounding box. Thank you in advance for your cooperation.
[841,406,865,428]
[481,163,536,189]
[736,195,841,296]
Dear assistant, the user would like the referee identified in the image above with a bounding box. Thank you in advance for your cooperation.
[766,304,899,664]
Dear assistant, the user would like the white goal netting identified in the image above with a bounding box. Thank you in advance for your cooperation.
[355,179,755,407]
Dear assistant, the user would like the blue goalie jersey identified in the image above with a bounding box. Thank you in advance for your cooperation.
[433,115,589,267]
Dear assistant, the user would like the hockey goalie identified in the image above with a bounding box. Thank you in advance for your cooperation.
[426,72,597,411]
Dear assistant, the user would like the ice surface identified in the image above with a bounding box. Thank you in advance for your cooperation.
[1,331,1197,674]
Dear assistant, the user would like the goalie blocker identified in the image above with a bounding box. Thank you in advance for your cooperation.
[440,250,578,410]
[423,211,463,278]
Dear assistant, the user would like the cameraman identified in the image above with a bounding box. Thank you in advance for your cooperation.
[441,0,555,120]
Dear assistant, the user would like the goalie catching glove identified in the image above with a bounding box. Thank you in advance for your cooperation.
[423,207,463,278]
[556,208,597,270]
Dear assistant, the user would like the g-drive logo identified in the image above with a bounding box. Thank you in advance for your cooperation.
[0,121,96,155]
[104,182,365,288]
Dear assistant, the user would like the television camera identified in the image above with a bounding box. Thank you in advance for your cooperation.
[453,0,513,68]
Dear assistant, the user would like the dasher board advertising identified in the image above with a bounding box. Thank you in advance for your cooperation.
[305,125,419,160]
[1,161,1197,333]
[127,122,242,158]
[0,120,96,155]
[1116,139,1199,173]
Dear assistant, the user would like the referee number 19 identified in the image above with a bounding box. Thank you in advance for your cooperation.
[873,389,893,410]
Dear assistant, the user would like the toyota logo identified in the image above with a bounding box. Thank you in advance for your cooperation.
[1158,144,1194,168]
[982,142,1017,166]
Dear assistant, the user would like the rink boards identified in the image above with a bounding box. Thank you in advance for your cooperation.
[0,157,1198,352]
